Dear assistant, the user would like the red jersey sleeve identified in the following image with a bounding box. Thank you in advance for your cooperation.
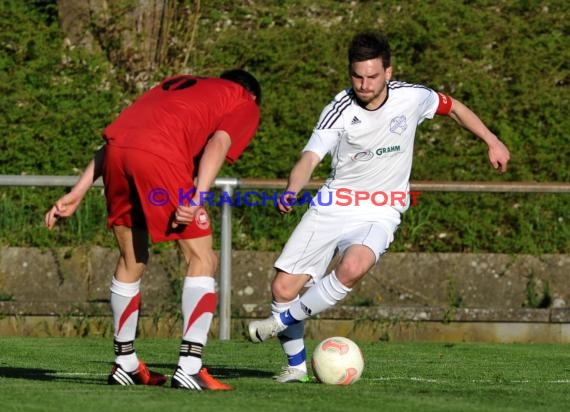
[435,92,453,115]
[218,102,260,163]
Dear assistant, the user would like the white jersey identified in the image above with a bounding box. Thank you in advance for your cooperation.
[304,81,440,213]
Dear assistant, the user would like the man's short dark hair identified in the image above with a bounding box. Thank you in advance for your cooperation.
[220,69,262,106]
[348,31,391,68]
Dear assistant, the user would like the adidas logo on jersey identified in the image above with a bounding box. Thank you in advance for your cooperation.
[350,116,361,125]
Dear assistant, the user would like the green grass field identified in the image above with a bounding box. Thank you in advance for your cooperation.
[0,337,569,412]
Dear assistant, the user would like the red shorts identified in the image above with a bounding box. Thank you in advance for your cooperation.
[102,145,212,243]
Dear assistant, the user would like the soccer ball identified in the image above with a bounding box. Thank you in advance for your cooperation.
[311,336,364,385]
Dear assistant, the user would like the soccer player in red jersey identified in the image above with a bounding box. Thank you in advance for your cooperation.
[45,69,261,390]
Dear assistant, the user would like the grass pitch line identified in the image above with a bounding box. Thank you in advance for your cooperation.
[367,377,570,384]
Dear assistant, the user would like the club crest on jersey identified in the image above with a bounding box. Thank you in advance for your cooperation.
[390,115,407,135]
[351,150,374,162]
[194,208,210,230]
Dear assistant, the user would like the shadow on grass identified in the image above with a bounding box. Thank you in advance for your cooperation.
[0,366,104,384]
[0,364,274,385]
[125,362,275,379]
[204,366,275,379]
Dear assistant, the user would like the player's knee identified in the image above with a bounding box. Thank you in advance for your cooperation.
[271,277,297,302]
[336,259,369,287]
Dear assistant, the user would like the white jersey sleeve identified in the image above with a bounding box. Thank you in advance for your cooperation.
[302,90,351,159]
[417,85,439,123]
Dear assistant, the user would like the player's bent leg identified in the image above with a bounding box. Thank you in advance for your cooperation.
[248,272,310,343]
[269,263,362,338]
[271,272,312,303]
[334,244,376,288]
[269,246,373,347]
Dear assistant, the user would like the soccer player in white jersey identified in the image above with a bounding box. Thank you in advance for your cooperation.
[247,31,510,383]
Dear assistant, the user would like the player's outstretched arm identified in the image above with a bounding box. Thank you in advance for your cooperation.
[278,151,321,214]
[45,146,105,229]
[447,98,511,174]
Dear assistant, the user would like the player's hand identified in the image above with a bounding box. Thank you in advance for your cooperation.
[174,203,201,226]
[44,193,83,230]
[488,139,510,174]
[278,191,297,214]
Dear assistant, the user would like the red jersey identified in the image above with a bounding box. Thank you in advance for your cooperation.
[103,75,259,167]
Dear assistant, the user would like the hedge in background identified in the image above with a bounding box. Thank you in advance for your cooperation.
[1,0,568,253]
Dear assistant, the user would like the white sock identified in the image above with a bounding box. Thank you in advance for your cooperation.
[289,271,351,321]
[110,277,141,372]
[273,299,306,372]
[178,276,216,374]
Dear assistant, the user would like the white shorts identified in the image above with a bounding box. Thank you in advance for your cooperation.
[274,201,401,281]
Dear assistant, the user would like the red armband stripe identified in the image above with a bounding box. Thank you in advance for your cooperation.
[436,92,452,115]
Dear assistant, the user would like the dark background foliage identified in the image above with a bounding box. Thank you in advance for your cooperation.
[1,0,568,252]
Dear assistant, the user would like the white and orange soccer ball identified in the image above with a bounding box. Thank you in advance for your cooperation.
[311,336,364,385]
